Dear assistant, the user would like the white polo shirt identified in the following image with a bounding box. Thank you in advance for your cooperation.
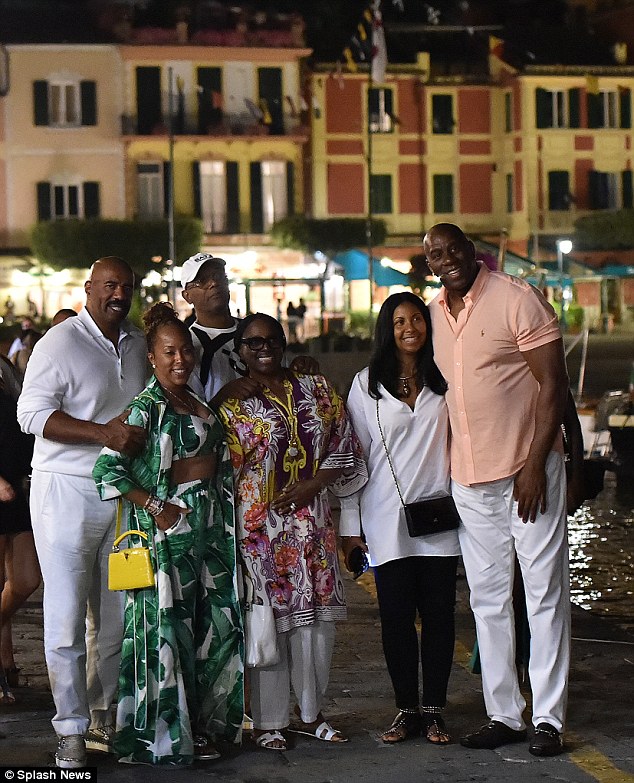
[17,307,147,478]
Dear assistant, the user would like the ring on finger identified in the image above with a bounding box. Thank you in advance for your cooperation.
[290,502,297,512]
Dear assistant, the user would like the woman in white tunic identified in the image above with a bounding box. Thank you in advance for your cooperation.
[340,292,460,745]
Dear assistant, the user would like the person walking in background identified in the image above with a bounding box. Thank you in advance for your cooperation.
[218,313,366,751]
[7,317,35,361]
[286,301,300,343]
[17,257,147,768]
[340,292,459,746]
[0,377,38,704]
[12,329,42,377]
[93,302,243,765]
[423,223,570,757]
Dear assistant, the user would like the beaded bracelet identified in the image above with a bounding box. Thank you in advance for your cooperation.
[144,494,165,517]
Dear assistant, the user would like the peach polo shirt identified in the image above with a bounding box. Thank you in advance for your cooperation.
[429,263,563,486]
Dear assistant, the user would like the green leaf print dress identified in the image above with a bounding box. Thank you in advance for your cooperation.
[93,376,244,765]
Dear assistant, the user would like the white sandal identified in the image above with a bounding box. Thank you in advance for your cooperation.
[289,720,349,743]
[254,730,287,750]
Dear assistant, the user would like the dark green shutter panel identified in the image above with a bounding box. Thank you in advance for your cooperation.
[548,171,570,210]
[568,89,580,128]
[286,162,295,216]
[163,161,172,218]
[620,88,631,129]
[535,88,552,129]
[83,182,100,218]
[368,88,379,117]
[36,182,51,220]
[250,162,263,233]
[192,162,201,218]
[587,92,601,128]
[226,161,239,233]
[33,80,49,126]
[622,170,633,208]
[80,81,97,126]
[197,67,222,133]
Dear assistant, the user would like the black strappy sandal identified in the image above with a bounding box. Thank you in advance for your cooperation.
[380,708,422,743]
[422,709,451,744]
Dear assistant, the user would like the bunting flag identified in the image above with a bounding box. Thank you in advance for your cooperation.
[489,35,504,59]
[586,75,600,95]
[259,98,272,124]
[371,0,388,83]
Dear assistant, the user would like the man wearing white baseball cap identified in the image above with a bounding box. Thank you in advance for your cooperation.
[180,253,259,407]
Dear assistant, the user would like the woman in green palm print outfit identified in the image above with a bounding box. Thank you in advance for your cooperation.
[93,302,243,765]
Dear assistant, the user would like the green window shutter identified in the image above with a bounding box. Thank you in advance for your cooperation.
[83,182,100,218]
[286,161,295,216]
[432,94,453,134]
[368,88,379,118]
[587,92,602,128]
[433,174,453,213]
[250,162,263,233]
[80,81,97,126]
[620,88,631,129]
[535,88,552,129]
[226,161,240,233]
[163,161,171,218]
[36,181,51,220]
[33,80,49,126]
[370,174,392,214]
[197,67,222,133]
[192,162,201,218]
[622,170,633,208]
[548,170,570,210]
[568,89,580,128]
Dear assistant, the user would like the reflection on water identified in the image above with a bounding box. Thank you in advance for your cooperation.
[568,471,634,633]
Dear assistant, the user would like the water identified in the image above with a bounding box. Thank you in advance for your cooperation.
[568,471,634,634]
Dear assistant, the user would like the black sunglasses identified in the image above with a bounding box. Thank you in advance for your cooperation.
[239,336,285,351]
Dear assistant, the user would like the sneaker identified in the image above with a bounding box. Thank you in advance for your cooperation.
[55,734,87,769]
[85,725,115,754]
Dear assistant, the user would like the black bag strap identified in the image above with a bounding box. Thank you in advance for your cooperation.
[376,398,406,509]
[191,326,236,387]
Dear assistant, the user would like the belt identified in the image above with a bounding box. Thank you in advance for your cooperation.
[169,454,216,488]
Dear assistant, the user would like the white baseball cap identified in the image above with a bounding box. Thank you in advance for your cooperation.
[179,252,226,288]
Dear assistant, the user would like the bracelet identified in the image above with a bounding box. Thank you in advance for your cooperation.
[143,494,165,517]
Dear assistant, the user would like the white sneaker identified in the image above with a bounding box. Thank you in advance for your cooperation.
[85,725,115,754]
[55,734,87,769]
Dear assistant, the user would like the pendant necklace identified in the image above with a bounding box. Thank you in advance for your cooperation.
[399,374,415,397]
[164,386,197,416]
[268,378,307,483]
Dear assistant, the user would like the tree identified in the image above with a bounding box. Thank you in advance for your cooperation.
[30,217,203,276]
[270,216,387,256]
[574,210,634,250]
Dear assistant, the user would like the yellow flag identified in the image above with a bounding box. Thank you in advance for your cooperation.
[586,75,599,95]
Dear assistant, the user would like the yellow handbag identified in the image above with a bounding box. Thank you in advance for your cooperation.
[108,500,155,591]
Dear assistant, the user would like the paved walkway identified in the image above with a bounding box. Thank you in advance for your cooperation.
[2,559,633,782]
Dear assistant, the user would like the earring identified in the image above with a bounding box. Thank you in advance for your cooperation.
[152,364,156,368]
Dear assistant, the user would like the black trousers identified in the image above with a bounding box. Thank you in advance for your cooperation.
[373,555,458,710]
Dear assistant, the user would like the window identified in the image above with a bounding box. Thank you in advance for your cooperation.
[137,162,164,218]
[368,88,394,133]
[548,171,571,211]
[261,161,288,231]
[506,173,514,212]
[33,79,96,127]
[432,94,454,134]
[197,67,223,134]
[504,92,513,133]
[36,181,100,221]
[588,90,630,129]
[199,161,227,232]
[535,88,580,129]
[589,170,632,209]
[433,174,453,213]
[370,174,392,213]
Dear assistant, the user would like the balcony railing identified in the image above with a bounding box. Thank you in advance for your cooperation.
[121,112,307,138]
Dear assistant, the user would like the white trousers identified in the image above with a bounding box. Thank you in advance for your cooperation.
[249,621,336,730]
[452,452,570,732]
[30,470,124,737]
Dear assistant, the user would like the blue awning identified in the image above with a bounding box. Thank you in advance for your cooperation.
[333,249,409,287]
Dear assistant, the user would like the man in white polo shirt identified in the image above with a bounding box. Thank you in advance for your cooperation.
[17,257,147,768]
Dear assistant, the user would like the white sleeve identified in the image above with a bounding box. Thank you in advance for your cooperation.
[338,373,370,537]
[17,345,66,437]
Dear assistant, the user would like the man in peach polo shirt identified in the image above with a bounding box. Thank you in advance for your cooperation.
[424,223,570,757]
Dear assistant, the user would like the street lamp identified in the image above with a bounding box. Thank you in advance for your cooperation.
[556,238,572,277]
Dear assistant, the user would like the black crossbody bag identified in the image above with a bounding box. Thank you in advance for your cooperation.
[376,399,461,538]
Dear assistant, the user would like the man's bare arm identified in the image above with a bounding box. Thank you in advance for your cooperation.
[43,410,146,456]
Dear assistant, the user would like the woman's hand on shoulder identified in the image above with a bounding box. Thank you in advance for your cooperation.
[211,377,261,407]
[289,355,320,375]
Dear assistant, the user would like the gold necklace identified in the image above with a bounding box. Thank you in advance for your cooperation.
[398,374,415,396]
[267,378,307,482]
[163,386,197,415]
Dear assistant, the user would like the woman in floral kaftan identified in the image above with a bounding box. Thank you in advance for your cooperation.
[93,303,243,765]
[218,313,366,751]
